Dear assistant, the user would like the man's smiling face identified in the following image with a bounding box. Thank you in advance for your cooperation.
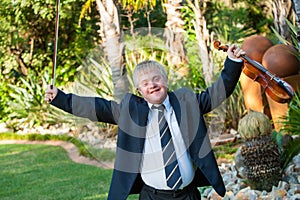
[137,69,168,104]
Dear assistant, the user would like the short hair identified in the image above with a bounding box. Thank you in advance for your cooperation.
[133,60,168,88]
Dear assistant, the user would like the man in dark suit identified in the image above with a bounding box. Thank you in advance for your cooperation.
[45,44,245,200]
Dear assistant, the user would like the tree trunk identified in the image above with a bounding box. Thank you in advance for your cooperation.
[292,0,300,44]
[186,0,213,85]
[272,0,294,41]
[95,0,129,102]
[164,0,188,76]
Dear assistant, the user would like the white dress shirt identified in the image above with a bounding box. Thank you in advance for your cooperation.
[140,95,195,190]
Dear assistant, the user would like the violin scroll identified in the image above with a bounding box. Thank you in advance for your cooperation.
[213,41,228,52]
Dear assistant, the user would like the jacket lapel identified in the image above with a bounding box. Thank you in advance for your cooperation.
[168,92,181,126]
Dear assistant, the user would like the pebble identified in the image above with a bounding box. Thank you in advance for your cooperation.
[203,154,300,199]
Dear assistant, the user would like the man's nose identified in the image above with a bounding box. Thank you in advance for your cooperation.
[148,81,157,88]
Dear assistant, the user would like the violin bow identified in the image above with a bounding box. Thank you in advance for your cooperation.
[51,0,60,89]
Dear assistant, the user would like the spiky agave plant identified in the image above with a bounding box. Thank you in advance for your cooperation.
[236,110,281,191]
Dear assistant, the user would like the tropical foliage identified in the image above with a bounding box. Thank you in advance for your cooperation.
[0,0,298,139]
[0,0,99,127]
[273,92,300,175]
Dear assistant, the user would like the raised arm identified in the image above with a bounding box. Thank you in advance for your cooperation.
[45,85,118,124]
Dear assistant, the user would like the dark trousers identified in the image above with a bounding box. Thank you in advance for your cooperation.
[139,184,201,200]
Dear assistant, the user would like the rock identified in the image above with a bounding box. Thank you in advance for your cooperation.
[290,193,300,200]
[225,190,235,199]
[234,146,246,179]
[218,153,300,199]
[278,181,290,191]
[270,187,287,199]
[209,190,223,200]
[202,187,212,198]
[234,187,251,200]
[0,123,13,133]
[211,134,237,146]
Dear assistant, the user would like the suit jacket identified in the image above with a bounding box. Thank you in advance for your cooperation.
[51,57,243,200]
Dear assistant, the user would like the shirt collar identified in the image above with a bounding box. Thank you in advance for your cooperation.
[148,95,171,111]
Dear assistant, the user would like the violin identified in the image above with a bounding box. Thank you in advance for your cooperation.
[213,41,294,103]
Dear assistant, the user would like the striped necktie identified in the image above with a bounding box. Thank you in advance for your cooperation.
[153,105,182,190]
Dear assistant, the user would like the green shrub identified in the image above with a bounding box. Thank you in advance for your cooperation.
[6,73,74,130]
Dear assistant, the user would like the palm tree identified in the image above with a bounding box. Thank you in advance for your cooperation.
[272,0,294,41]
[292,0,300,45]
[118,0,157,52]
[186,0,213,85]
[122,0,189,78]
[119,0,157,32]
[81,0,160,101]
[163,0,188,75]
[80,0,128,102]
[95,0,129,102]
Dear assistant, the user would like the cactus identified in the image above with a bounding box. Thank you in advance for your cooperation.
[238,110,272,140]
[235,111,281,191]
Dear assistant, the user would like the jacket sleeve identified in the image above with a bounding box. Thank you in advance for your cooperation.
[50,89,119,124]
[197,57,243,114]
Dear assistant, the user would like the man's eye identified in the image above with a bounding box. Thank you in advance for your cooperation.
[142,82,148,87]
[153,76,160,82]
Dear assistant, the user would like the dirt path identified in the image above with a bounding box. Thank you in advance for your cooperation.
[0,140,114,169]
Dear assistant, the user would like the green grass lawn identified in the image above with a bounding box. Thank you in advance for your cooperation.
[0,133,238,200]
[0,144,138,200]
